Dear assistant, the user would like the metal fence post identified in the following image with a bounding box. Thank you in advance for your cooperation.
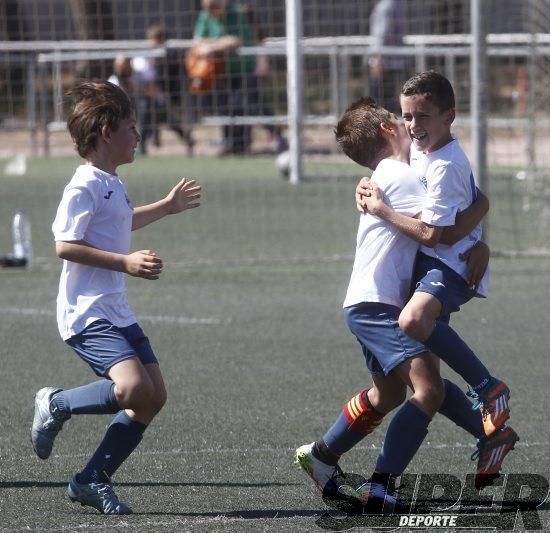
[470,0,488,238]
[286,0,303,184]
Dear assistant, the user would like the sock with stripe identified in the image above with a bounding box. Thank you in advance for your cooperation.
[77,411,147,484]
[375,400,431,475]
[424,321,491,391]
[50,380,120,420]
[322,389,384,457]
[438,379,484,439]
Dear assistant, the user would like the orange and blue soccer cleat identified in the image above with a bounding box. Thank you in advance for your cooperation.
[467,378,510,437]
[472,426,519,490]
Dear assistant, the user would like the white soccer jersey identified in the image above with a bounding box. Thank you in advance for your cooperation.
[410,139,489,297]
[52,165,137,340]
[343,159,426,309]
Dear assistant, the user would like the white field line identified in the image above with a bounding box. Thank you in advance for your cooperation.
[0,306,225,325]
[40,440,547,461]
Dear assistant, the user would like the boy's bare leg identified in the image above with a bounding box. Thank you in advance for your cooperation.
[399,291,441,342]
[400,291,492,392]
[400,292,509,437]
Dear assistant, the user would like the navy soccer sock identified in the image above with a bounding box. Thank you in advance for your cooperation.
[438,379,484,439]
[78,411,147,484]
[375,401,431,475]
[50,380,119,419]
[424,321,491,391]
[322,389,384,457]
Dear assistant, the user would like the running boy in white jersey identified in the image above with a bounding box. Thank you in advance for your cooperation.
[31,80,201,514]
[358,71,511,439]
[295,97,518,512]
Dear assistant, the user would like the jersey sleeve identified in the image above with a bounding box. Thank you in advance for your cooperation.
[52,184,97,242]
[420,161,461,227]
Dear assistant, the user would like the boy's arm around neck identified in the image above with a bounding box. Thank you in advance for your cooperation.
[364,187,442,247]
[374,203,443,247]
[365,184,488,248]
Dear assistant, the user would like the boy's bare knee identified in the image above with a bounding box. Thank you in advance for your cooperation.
[414,381,445,415]
[399,311,432,341]
[116,379,154,408]
[369,386,406,414]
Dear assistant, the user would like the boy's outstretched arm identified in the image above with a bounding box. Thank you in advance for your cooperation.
[439,188,489,245]
[132,178,201,231]
[56,240,163,280]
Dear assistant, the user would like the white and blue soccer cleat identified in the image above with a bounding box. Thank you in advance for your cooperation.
[68,475,133,514]
[31,387,65,459]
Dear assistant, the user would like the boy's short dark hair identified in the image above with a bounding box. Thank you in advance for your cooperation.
[401,71,455,112]
[335,96,393,170]
[66,80,134,158]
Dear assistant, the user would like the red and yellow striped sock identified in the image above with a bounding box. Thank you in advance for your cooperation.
[323,389,384,456]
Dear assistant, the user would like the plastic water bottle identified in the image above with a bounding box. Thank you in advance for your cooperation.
[12,209,32,267]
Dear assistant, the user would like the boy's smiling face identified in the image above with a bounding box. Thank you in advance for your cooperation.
[400,94,455,153]
[109,115,141,166]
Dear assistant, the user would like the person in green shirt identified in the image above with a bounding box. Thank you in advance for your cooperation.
[193,0,280,154]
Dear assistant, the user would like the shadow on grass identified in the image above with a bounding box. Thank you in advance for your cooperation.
[135,509,324,519]
[0,480,300,489]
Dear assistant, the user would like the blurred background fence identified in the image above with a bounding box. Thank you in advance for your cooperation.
[2,0,550,253]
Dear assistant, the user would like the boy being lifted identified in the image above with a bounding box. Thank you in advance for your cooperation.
[359,71,511,438]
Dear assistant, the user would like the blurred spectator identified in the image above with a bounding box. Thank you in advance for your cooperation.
[367,0,408,114]
[245,5,288,154]
[193,0,279,155]
[108,55,135,98]
[133,25,194,156]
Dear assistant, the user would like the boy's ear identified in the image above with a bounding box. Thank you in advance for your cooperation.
[379,121,394,137]
[444,108,456,126]
[99,124,112,142]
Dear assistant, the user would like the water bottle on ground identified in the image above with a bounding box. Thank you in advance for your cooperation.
[12,209,32,268]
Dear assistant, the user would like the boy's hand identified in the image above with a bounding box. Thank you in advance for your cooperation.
[362,181,385,216]
[355,177,371,213]
[166,178,201,215]
[124,250,163,280]
[460,241,490,290]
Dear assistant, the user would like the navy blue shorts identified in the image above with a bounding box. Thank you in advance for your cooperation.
[344,302,427,379]
[413,253,477,321]
[66,319,158,377]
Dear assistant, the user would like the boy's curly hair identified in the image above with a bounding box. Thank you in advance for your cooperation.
[334,96,393,170]
[66,80,134,158]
